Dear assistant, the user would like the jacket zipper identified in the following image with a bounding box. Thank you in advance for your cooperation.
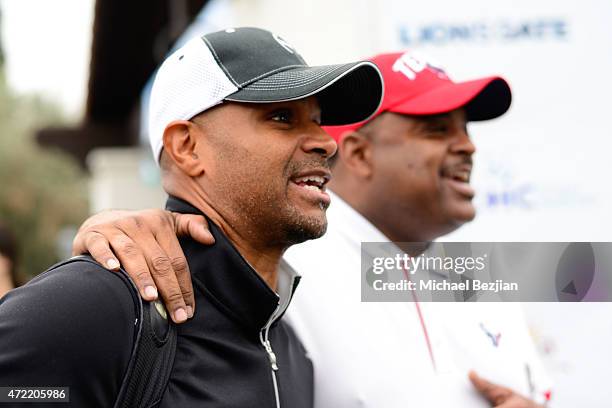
[259,268,298,408]
[260,325,280,408]
[260,283,294,408]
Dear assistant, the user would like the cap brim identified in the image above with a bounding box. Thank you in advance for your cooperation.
[224,62,383,126]
[389,77,512,121]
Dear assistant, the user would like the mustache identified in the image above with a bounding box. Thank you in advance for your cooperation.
[443,156,473,169]
[284,157,332,177]
[440,156,473,180]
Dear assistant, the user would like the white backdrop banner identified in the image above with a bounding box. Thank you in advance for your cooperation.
[376,1,612,405]
[376,0,611,242]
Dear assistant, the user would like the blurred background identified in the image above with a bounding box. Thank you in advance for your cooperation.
[0,0,610,405]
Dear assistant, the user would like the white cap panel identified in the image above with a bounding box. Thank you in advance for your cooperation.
[148,37,239,162]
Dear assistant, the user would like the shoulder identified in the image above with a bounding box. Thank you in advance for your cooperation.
[0,258,137,404]
[1,257,137,327]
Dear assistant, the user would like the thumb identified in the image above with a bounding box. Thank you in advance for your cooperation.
[172,213,215,244]
[469,371,513,405]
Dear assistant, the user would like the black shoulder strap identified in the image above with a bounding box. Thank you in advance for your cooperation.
[111,262,177,408]
[44,256,177,408]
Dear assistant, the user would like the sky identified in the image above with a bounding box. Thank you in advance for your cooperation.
[0,0,95,118]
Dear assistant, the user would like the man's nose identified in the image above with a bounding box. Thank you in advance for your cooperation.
[302,125,338,158]
[449,130,476,156]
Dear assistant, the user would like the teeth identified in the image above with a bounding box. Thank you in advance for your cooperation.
[451,171,470,182]
[302,184,322,192]
[294,175,325,186]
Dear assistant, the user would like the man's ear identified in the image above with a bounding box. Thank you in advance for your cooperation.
[337,130,374,178]
[162,120,205,177]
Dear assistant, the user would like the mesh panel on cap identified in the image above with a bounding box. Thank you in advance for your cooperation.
[148,37,238,162]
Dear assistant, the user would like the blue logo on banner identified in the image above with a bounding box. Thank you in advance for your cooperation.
[398,18,568,46]
[477,162,593,212]
[486,184,534,209]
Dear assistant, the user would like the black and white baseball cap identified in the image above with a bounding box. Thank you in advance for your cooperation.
[148,27,384,161]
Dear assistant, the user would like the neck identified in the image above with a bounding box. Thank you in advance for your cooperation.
[168,178,283,291]
[329,176,437,243]
[0,257,14,298]
[0,278,12,298]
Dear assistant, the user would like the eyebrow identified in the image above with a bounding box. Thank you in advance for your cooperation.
[261,100,322,118]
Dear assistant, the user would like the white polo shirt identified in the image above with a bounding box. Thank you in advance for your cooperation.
[283,191,552,407]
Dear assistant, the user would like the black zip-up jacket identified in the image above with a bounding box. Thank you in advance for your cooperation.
[0,196,314,408]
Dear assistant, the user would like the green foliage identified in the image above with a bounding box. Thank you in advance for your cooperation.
[0,72,88,282]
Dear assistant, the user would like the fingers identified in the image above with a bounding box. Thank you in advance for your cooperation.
[494,395,543,408]
[469,371,513,406]
[173,213,214,244]
[109,233,160,300]
[109,229,189,324]
[153,223,196,318]
[72,209,212,324]
[74,209,194,324]
[495,399,533,408]
[79,231,121,270]
[73,209,136,270]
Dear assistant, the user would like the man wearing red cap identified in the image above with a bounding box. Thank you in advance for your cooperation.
[74,51,551,407]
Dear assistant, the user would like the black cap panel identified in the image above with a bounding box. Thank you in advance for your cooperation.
[204,27,307,87]
[317,64,384,125]
[225,62,384,126]
[465,78,512,121]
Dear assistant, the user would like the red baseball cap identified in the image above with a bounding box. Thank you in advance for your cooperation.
[323,51,512,141]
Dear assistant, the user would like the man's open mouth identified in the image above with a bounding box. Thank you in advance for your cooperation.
[289,170,332,206]
[292,174,328,192]
[441,164,474,198]
[445,169,470,183]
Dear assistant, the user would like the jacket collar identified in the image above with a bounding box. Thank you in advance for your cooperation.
[165,196,300,332]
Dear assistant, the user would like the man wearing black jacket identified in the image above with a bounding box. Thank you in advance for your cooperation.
[0,27,383,407]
